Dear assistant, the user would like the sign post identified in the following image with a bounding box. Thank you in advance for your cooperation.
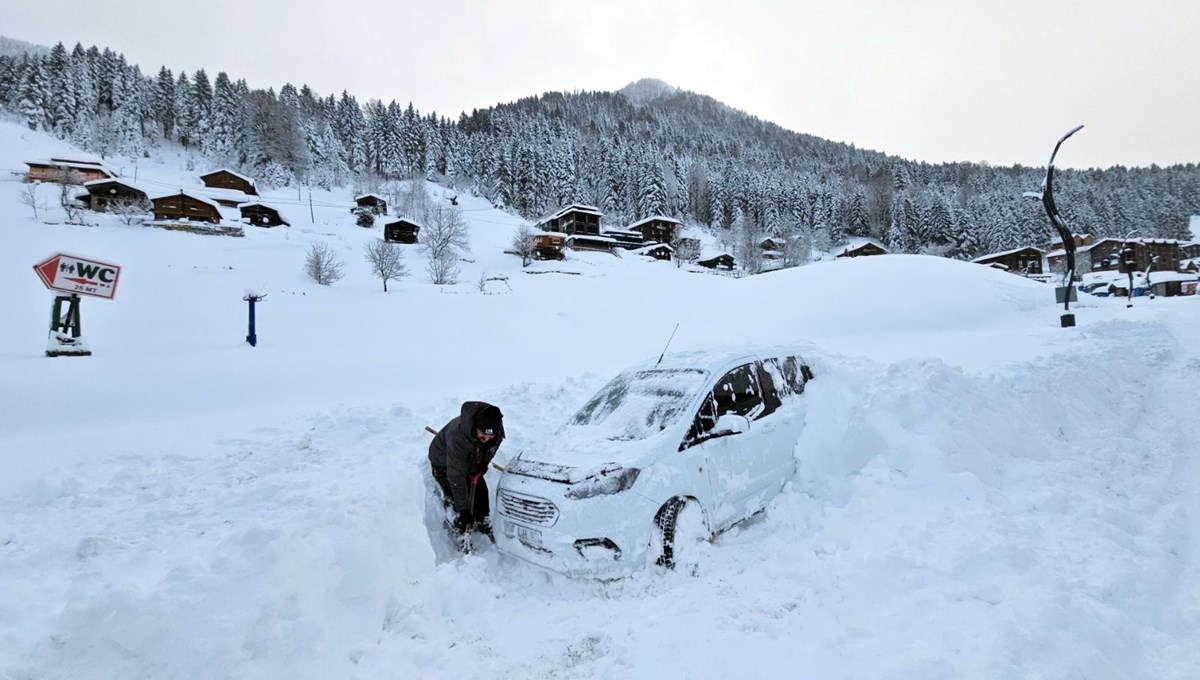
[32,253,121,357]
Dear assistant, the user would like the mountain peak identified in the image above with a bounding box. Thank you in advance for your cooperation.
[618,78,680,105]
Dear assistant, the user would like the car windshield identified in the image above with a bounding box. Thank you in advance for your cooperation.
[567,368,709,441]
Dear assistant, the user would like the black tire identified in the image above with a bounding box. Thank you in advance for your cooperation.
[653,496,707,570]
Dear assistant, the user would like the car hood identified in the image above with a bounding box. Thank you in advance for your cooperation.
[505,427,674,483]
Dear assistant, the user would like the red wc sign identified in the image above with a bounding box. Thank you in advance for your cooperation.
[33,253,122,300]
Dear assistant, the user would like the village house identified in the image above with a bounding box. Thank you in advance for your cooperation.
[75,178,149,213]
[697,253,735,270]
[238,202,290,227]
[25,157,115,184]
[972,246,1045,275]
[532,231,567,260]
[199,169,258,196]
[627,215,681,245]
[151,191,223,224]
[836,240,888,258]
[354,194,388,216]
[632,242,674,262]
[535,204,614,252]
[383,218,422,244]
[1071,237,1184,274]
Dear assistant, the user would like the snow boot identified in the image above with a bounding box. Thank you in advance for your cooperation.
[476,518,495,543]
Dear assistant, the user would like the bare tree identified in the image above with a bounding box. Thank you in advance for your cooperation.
[673,236,701,268]
[19,182,43,220]
[304,242,345,285]
[57,169,86,224]
[364,239,407,291]
[511,224,537,267]
[420,205,470,284]
[397,174,434,224]
[111,198,150,226]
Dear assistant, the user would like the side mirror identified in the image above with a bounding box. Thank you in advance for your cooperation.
[712,413,750,436]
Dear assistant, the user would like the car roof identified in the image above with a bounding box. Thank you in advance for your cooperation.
[624,345,808,375]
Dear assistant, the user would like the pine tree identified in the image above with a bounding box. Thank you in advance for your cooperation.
[154,66,175,139]
[16,59,46,131]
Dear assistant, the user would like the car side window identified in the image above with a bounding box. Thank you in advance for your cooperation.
[682,391,717,449]
[755,361,782,417]
[764,356,812,397]
[712,363,762,419]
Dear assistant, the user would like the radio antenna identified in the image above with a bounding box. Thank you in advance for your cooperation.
[655,323,680,366]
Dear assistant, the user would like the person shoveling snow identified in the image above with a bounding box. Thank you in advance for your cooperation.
[426,402,505,554]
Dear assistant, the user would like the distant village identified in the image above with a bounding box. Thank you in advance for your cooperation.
[22,156,1200,297]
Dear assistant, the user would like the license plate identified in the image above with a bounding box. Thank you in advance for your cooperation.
[517,524,543,550]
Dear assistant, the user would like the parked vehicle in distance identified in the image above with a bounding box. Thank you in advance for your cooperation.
[494,347,814,578]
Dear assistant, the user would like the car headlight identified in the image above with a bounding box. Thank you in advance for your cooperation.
[565,466,641,499]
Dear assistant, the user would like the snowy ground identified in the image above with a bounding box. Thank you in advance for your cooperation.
[1,120,1198,679]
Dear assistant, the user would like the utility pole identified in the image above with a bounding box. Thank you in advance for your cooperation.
[309,191,315,223]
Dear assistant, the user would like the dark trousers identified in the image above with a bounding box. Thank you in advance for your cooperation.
[430,463,490,518]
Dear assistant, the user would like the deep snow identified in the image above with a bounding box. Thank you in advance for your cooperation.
[1,120,1198,679]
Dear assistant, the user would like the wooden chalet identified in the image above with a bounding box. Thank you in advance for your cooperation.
[151,191,223,224]
[1180,242,1200,260]
[836,241,888,258]
[532,232,566,260]
[1080,238,1183,273]
[697,253,735,270]
[199,169,258,196]
[25,157,114,184]
[76,178,149,212]
[384,218,422,244]
[760,237,786,261]
[632,243,674,261]
[534,204,603,236]
[972,246,1045,275]
[354,194,388,216]
[239,201,290,227]
[627,215,681,244]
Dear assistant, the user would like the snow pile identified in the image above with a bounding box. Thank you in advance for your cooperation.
[2,120,1199,679]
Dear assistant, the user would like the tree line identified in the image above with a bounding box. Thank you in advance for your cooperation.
[2,42,1197,264]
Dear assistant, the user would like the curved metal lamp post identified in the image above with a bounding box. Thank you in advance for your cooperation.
[1039,124,1084,328]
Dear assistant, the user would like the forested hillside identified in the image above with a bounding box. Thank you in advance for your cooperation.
[2,42,1196,267]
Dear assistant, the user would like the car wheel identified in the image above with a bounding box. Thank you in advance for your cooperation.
[652,496,710,571]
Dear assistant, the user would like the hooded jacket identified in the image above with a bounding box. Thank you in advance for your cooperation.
[428,401,505,515]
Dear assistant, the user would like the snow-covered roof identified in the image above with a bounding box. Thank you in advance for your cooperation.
[840,237,887,252]
[82,178,146,193]
[1080,237,1187,253]
[200,187,256,204]
[26,158,115,175]
[971,246,1045,263]
[152,190,223,211]
[355,193,386,202]
[554,203,602,217]
[199,168,257,188]
[1148,271,1200,284]
[632,243,674,255]
[235,201,291,224]
[385,216,424,228]
[628,215,681,228]
[566,234,619,244]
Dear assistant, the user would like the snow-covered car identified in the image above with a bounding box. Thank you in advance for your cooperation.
[494,348,814,578]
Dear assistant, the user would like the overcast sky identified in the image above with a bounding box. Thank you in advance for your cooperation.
[5,0,1197,170]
